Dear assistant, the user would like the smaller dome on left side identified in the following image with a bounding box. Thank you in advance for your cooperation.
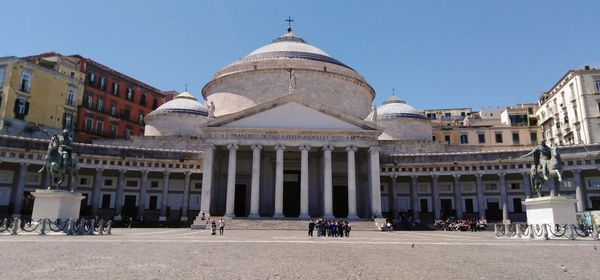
[144,91,208,137]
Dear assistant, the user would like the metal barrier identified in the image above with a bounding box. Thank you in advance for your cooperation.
[0,217,112,236]
[495,223,599,240]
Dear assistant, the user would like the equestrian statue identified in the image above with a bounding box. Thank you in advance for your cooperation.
[520,141,563,197]
[38,128,78,191]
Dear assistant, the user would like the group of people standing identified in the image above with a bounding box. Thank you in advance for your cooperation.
[308,219,352,237]
[210,218,225,235]
[433,218,487,231]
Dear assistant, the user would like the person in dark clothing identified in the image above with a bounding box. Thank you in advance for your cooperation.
[308,219,315,237]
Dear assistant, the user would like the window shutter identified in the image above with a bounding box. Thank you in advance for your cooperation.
[13,100,19,114]
[24,101,30,115]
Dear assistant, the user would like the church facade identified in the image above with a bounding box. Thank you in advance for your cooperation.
[1,28,599,224]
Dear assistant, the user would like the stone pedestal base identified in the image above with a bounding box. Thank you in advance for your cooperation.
[31,189,84,220]
[523,196,577,225]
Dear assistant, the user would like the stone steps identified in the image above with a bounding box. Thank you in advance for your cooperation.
[192,216,380,231]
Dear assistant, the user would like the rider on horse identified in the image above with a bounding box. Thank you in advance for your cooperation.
[521,141,551,180]
[58,129,73,170]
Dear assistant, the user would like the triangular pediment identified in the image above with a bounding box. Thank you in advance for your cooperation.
[202,95,382,132]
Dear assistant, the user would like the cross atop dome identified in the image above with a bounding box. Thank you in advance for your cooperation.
[285,16,294,32]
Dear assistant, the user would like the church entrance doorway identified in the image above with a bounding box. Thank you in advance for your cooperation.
[333,185,348,218]
[486,199,501,221]
[440,199,454,218]
[234,184,247,217]
[283,171,300,217]
[123,195,137,217]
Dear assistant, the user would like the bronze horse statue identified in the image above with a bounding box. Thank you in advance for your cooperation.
[529,145,563,197]
[38,135,77,191]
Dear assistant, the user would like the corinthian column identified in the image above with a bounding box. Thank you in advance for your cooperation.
[273,144,286,218]
[249,144,262,218]
[369,147,382,218]
[323,145,334,218]
[225,143,238,217]
[346,145,358,219]
[453,174,463,219]
[299,145,311,219]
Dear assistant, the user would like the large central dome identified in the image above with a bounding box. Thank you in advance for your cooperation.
[202,28,375,118]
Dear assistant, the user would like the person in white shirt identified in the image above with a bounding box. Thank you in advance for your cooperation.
[218,219,225,235]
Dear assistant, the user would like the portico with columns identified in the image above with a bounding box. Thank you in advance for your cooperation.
[196,95,384,219]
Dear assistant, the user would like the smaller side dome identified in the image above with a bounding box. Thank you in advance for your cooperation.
[377,95,426,120]
[376,95,432,141]
[148,91,208,117]
[144,91,208,137]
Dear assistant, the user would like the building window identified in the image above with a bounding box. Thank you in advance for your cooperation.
[513,198,523,213]
[123,107,131,120]
[125,128,132,140]
[148,195,158,210]
[510,183,521,190]
[444,135,451,144]
[138,111,144,124]
[150,181,159,188]
[512,132,520,145]
[110,124,118,138]
[495,132,503,143]
[478,133,485,144]
[85,94,93,109]
[444,112,451,118]
[460,134,468,144]
[127,87,134,101]
[484,183,498,191]
[152,98,158,109]
[101,194,111,209]
[595,80,600,92]
[66,86,76,106]
[110,101,117,116]
[19,71,32,93]
[63,112,73,130]
[88,72,96,84]
[97,97,104,112]
[13,99,29,120]
[96,120,104,135]
[432,135,436,142]
[84,118,93,132]
[465,199,474,213]
[0,67,5,86]
[99,76,106,90]
[460,112,466,116]
[140,92,146,106]
[530,132,537,144]
[112,81,119,95]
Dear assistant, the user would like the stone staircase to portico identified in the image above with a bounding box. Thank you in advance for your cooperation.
[191,215,380,231]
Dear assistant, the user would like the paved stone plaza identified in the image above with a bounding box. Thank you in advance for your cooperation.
[1,229,598,279]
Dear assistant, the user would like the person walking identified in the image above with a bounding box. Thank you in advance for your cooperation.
[218,218,225,235]
[308,219,315,237]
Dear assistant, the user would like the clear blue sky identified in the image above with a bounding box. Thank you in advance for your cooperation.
[1,1,599,110]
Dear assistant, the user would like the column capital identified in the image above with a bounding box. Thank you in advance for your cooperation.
[162,170,170,176]
[274,144,286,151]
[345,145,358,152]
[410,174,418,180]
[475,173,484,179]
[299,144,311,151]
[250,144,262,151]
[431,174,440,180]
[520,171,528,177]
[119,169,128,175]
[368,146,381,153]
[322,144,334,152]
[19,162,29,168]
[141,169,150,176]
[227,143,239,150]
[184,171,192,177]
[203,144,215,151]
[390,172,398,179]
[453,174,461,180]
[95,167,104,173]
[571,169,581,175]
[498,172,506,178]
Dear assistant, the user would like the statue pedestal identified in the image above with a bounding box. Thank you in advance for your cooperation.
[31,189,84,220]
[523,196,577,225]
